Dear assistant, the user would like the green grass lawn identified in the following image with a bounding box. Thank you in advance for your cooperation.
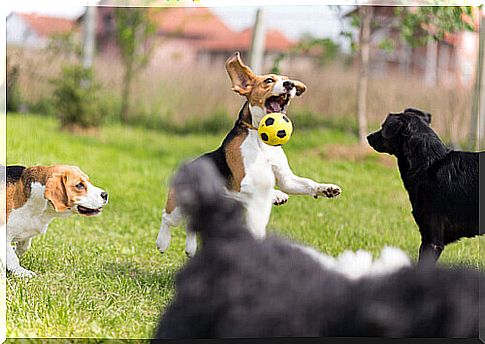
[6,113,483,338]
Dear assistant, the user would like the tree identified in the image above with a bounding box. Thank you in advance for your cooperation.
[470,7,484,150]
[356,6,373,144]
[114,8,157,122]
[270,35,342,75]
[343,6,475,144]
[396,7,475,87]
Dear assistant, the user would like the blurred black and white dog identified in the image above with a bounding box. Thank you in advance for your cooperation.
[367,108,482,263]
[154,158,483,339]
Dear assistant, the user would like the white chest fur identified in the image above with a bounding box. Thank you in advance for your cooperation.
[238,130,276,238]
[240,130,275,190]
[7,182,72,242]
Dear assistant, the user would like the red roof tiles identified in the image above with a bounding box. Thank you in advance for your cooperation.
[151,7,234,40]
[198,27,294,52]
[18,13,75,37]
[150,8,293,52]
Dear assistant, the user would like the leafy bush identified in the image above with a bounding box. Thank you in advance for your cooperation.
[121,108,233,134]
[7,58,21,112]
[292,110,357,134]
[51,65,104,129]
[29,97,56,117]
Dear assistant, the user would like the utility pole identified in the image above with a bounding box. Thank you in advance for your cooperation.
[249,8,266,74]
[82,5,96,70]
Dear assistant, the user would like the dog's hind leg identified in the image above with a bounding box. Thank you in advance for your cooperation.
[156,207,183,254]
[6,241,36,277]
[418,221,445,264]
[15,238,32,257]
[185,228,197,258]
[418,242,443,264]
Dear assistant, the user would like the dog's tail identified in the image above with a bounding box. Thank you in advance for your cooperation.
[171,157,247,240]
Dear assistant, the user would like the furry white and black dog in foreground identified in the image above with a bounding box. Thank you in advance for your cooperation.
[155,158,483,339]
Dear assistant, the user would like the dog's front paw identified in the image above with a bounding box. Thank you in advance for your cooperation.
[11,267,36,278]
[314,184,341,199]
[156,230,171,254]
[272,190,289,206]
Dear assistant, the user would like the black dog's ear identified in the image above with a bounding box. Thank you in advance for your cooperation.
[382,116,404,139]
[405,107,432,125]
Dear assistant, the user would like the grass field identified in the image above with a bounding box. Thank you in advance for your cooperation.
[6,113,482,338]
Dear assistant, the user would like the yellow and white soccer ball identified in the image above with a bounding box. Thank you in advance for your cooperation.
[258,113,293,146]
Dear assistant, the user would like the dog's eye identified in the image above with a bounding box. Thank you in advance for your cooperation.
[264,78,274,84]
[75,183,85,190]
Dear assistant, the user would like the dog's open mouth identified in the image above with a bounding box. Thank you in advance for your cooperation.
[77,205,102,216]
[265,94,290,114]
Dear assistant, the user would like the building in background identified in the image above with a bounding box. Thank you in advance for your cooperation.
[83,7,294,69]
[7,12,77,48]
[7,8,295,70]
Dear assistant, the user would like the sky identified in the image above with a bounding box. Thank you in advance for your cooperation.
[5,2,354,42]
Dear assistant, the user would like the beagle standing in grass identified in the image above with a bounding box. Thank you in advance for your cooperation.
[4,165,108,277]
[156,52,341,257]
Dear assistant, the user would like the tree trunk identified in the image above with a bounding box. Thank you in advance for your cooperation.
[120,60,133,122]
[470,10,484,150]
[357,6,373,144]
[479,21,485,150]
[249,8,266,74]
[425,40,438,87]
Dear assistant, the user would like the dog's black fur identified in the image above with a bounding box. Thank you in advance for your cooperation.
[154,158,483,339]
[6,165,26,185]
[367,108,482,263]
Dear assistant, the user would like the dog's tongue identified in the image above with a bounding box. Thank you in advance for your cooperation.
[268,100,281,113]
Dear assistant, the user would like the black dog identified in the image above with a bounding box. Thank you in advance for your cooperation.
[154,158,483,339]
[367,108,482,263]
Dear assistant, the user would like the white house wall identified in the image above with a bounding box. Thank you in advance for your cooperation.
[7,14,45,48]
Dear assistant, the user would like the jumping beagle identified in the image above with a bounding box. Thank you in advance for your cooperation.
[156,52,341,257]
[4,165,108,277]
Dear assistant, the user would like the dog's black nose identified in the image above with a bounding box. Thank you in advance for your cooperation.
[283,81,295,91]
[101,192,108,201]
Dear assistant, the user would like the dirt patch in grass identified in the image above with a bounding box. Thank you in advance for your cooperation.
[61,123,101,137]
[375,153,397,168]
[306,143,397,168]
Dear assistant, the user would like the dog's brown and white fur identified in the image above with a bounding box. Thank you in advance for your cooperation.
[4,165,108,277]
[156,52,341,257]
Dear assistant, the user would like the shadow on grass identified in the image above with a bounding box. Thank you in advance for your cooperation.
[100,261,178,290]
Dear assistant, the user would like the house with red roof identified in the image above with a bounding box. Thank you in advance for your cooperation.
[7,8,296,70]
[91,7,295,68]
[7,12,77,48]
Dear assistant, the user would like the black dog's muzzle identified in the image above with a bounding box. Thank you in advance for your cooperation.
[367,131,389,153]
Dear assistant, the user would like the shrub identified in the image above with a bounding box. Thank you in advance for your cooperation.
[29,97,56,117]
[291,110,357,134]
[7,58,21,112]
[51,65,104,129]
[183,108,233,134]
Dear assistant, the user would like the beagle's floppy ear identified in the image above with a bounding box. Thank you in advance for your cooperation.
[225,52,255,96]
[293,80,307,96]
[382,115,404,139]
[44,172,70,212]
